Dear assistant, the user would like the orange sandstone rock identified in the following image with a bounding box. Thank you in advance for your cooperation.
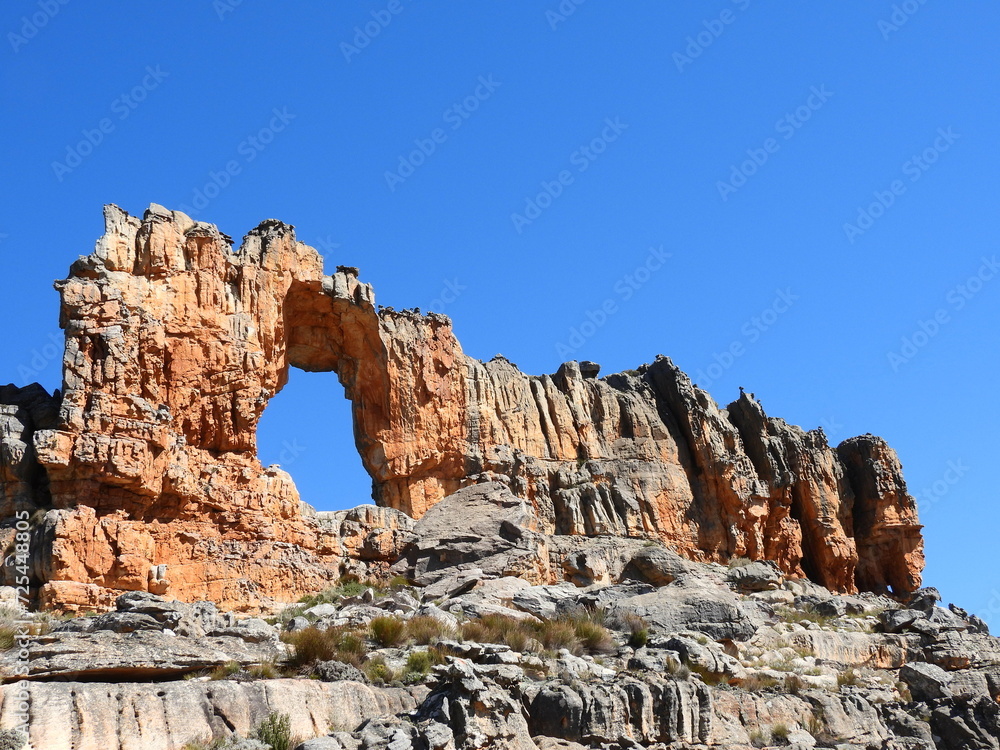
[0,204,923,609]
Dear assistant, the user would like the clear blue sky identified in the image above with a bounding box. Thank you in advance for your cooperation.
[1,2,998,619]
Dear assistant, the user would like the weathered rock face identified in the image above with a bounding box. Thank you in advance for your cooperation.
[1,204,923,609]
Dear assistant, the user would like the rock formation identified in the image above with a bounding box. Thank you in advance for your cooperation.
[0,203,923,611]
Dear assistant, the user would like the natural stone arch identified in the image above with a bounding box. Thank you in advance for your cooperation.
[0,203,922,611]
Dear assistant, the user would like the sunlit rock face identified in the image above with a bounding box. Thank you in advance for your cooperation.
[0,204,923,610]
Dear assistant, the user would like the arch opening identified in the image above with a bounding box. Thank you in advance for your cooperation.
[256,368,374,512]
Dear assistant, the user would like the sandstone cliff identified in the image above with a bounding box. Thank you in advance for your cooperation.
[0,204,923,610]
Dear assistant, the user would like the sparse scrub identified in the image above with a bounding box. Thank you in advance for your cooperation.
[776,605,834,628]
[208,660,241,680]
[784,673,805,694]
[771,722,790,741]
[406,615,456,645]
[283,625,368,669]
[740,673,779,691]
[369,616,406,648]
[461,614,534,653]
[251,711,293,750]
[837,667,863,687]
[363,655,394,684]
[459,610,615,657]
[728,556,754,569]
[403,649,445,683]
[536,619,581,654]
[689,663,727,686]
[247,660,280,680]
[0,625,17,652]
[572,618,615,654]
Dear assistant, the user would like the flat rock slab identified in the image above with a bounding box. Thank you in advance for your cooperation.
[0,679,425,750]
[1,631,284,681]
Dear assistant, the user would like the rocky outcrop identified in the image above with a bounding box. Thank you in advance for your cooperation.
[1,204,923,609]
[0,678,423,750]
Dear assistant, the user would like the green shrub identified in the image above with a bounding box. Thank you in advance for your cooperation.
[251,711,293,750]
[363,655,394,684]
[369,616,406,648]
[402,649,444,683]
[628,628,649,648]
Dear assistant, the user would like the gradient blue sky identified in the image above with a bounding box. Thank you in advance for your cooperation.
[1,2,997,618]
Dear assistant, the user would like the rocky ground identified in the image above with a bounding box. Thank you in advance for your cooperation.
[0,485,996,750]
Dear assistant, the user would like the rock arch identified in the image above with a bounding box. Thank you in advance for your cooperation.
[0,204,923,611]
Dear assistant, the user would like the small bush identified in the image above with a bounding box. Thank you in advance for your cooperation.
[536,619,580,654]
[573,619,615,654]
[370,616,406,648]
[0,625,17,652]
[806,709,825,736]
[284,626,368,669]
[628,628,649,648]
[666,660,691,680]
[784,673,805,694]
[251,711,293,750]
[461,614,532,652]
[247,660,280,680]
[363,655,394,684]
[402,649,444,683]
[728,556,754,569]
[406,615,455,645]
[771,722,790,741]
[837,667,863,687]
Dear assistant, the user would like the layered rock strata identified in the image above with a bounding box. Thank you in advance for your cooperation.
[1,204,923,609]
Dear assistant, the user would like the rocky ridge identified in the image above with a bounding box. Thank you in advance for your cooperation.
[0,204,922,610]
[0,483,994,749]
